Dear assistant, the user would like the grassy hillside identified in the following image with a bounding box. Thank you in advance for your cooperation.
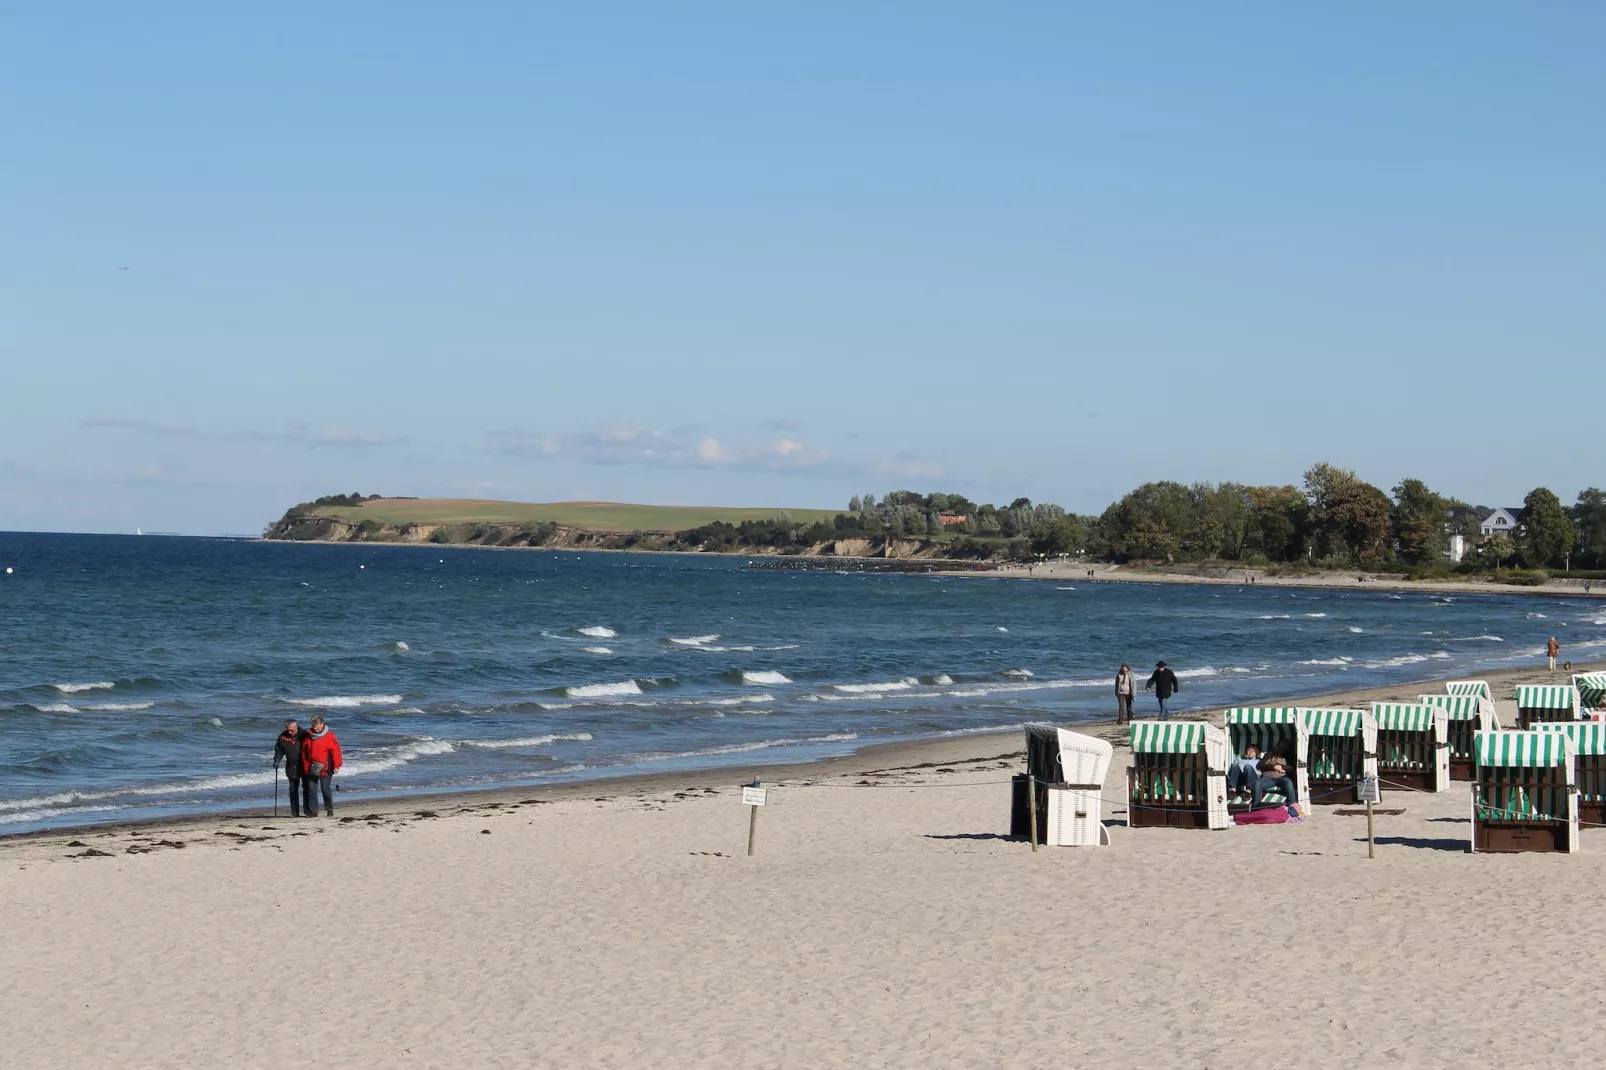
[314,498,841,532]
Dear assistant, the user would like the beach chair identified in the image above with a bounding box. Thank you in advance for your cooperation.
[1533,721,1606,827]
[1418,693,1501,781]
[1127,720,1229,830]
[1446,680,1493,702]
[1009,724,1113,846]
[1471,730,1579,853]
[1222,707,1308,812]
[1573,673,1606,720]
[1300,707,1379,805]
[1515,684,1581,729]
[1372,703,1450,792]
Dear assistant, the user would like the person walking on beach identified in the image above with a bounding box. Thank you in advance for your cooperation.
[1114,664,1136,724]
[1144,661,1180,720]
[1548,636,1560,672]
[300,714,343,817]
[273,719,307,817]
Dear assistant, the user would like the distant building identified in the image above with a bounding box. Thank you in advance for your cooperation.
[1480,508,1521,538]
[1447,533,1466,564]
[937,513,968,527]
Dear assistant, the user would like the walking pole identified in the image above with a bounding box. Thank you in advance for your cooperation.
[274,764,280,818]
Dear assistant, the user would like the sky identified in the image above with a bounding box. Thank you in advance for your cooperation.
[3,4,1603,534]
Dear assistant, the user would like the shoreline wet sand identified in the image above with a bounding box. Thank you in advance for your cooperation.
[5,657,1604,1068]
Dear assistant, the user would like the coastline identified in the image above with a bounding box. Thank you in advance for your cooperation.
[7,656,1596,849]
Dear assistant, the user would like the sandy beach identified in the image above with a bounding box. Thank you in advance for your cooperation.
[5,658,1604,1068]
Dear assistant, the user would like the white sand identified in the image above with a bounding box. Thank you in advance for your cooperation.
[5,664,1605,1068]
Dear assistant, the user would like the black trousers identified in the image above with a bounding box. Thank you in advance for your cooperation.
[302,774,334,815]
[284,776,304,816]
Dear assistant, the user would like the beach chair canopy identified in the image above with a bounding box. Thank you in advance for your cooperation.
[1516,685,1577,712]
[1025,724,1113,786]
[1447,680,1493,700]
[1373,703,1443,732]
[1574,673,1606,713]
[1129,720,1225,760]
[1418,694,1482,720]
[1475,730,1573,768]
[1532,721,1606,755]
[1301,707,1368,736]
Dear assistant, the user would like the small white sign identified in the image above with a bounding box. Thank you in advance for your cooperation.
[742,786,768,807]
[1356,776,1381,804]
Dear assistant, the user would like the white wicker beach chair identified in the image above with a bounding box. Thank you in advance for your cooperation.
[1012,725,1113,846]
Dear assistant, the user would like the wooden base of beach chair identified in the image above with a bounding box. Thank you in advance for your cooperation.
[1450,758,1475,781]
[1380,769,1435,792]
[1473,820,1569,853]
[1579,800,1606,827]
[1308,778,1361,805]
[1129,800,1213,829]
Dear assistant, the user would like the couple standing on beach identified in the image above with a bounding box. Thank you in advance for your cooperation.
[1114,662,1180,723]
[272,715,344,817]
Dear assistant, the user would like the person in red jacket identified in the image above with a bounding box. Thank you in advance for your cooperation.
[300,714,344,817]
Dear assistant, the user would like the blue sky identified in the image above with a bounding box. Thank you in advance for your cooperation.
[3,4,1603,534]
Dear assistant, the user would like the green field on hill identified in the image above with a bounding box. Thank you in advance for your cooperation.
[316,498,842,532]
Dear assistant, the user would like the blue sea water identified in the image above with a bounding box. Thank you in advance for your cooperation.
[2,532,1602,834]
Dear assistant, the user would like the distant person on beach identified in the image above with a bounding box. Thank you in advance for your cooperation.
[1253,751,1299,817]
[300,714,344,817]
[1548,636,1560,672]
[1144,661,1180,720]
[274,719,307,817]
[1228,744,1262,796]
[1114,664,1135,724]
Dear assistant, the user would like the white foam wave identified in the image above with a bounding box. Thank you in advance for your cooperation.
[1002,668,1034,678]
[1348,626,1364,633]
[997,627,1009,632]
[582,646,613,654]
[669,634,720,646]
[740,670,791,685]
[1528,613,1547,619]
[565,680,643,698]
[1175,666,1218,679]
[1056,586,1077,590]
[464,732,593,749]
[0,804,126,826]
[389,641,410,651]
[578,626,616,638]
[284,694,402,708]
[1256,614,1292,620]
[942,676,1105,698]
[1446,635,1504,642]
[33,703,77,713]
[700,695,776,707]
[1300,657,1355,666]
[54,682,114,694]
[929,673,954,686]
[1361,651,1452,669]
[833,678,920,694]
[85,701,155,711]
[639,732,858,763]
[1303,613,1327,618]
[340,739,457,776]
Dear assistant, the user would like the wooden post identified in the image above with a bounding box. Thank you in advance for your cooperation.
[747,779,760,857]
[1366,798,1375,859]
[1027,774,1039,852]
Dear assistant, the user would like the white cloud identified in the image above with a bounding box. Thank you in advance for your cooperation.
[483,425,834,473]
[85,416,407,449]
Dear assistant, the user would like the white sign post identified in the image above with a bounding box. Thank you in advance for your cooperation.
[743,780,766,855]
[1357,776,1380,857]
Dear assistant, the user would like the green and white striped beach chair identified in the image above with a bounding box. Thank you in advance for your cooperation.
[1419,693,1500,780]
[1532,721,1606,826]
[1299,707,1379,805]
[1471,730,1579,853]
[1372,703,1450,792]
[1222,707,1307,810]
[1128,720,1229,830]
[1515,684,1581,729]
[1573,673,1606,719]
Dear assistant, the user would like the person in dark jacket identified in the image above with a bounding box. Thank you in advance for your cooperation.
[300,714,344,817]
[273,719,307,817]
[1144,661,1180,720]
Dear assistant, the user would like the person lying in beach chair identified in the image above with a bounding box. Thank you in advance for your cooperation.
[1227,745,1262,797]
[1251,753,1301,818]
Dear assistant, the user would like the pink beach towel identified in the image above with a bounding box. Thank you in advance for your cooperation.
[1234,806,1291,825]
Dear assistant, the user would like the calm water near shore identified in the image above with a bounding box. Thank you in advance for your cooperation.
[2,532,1602,833]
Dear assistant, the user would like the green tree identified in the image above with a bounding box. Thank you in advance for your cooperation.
[1243,485,1307,561]
[1391,478,1450,565]
[1030,515,1086,556]
[1484,532,1516,570]
[1573,488,1606,569]
[1519,487,1576,568]
[1304,462,1392,563]
[848,495,861,514]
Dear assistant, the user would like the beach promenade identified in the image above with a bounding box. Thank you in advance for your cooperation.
[5,661,1604,1068]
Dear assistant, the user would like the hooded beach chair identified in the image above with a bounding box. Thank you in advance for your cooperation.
[1010,724,1113,846]
[1471,730,1579,853]
[1127,720,1228,830]
[1533,721,1606,826]
[1300,707,1379,805]
[1573,673,1606,720]
[1419,693,1501,781]
[1222,707,1307,812]
[1447,680,1493,702]
[1515,684,1581,729]
[1372,703,1450,792]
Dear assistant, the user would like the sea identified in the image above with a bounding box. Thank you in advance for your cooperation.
[3,532,1603,834]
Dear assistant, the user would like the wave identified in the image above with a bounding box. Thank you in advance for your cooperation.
[637,732,858,763]
[463,732,594,749]
[1175,666,1219,679]
[578,626,617,638]
[740,670,791,685]
[942,676,1106,698]
[0,804,126,827]
[1303,613,1327,619]
[1527,613,1547,619]
[340,738,457,776]
[669,634,720,646]
[997,627,1009,632]
[1056,586,1077,591]
[701,695,775,707]
[922,673,955,686]
[833,678,920,694]
[1446,635,1503,642]
[1256,614,1292,620]
[283,694,402,708]
[1300,657,1355,666]
[1357,651,1451,669]
[1348,627,1364,633]
[53,682,114,694]
[1002,668,1034,678]
[33,703,78,713]
[387,641,410,651]
[85,701,156,711]
[565,680,643,698]
[582,647,613,655]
